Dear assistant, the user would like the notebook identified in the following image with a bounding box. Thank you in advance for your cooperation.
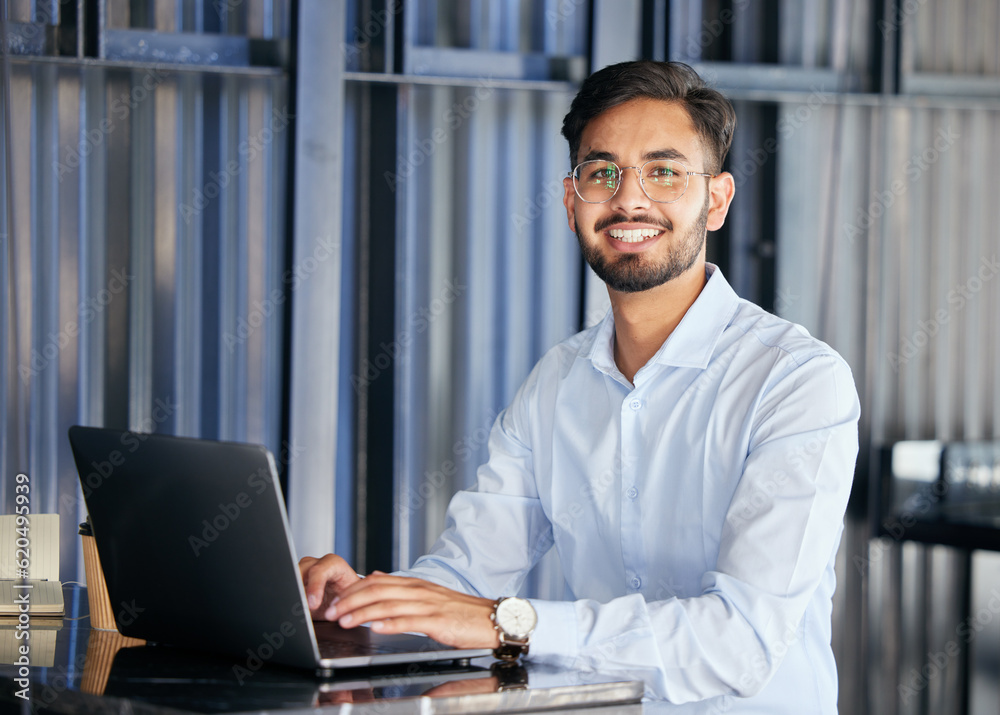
[0,513,65,617]
[67,426,493,674]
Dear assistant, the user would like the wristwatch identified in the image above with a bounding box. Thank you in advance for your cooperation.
[490,596,537,661]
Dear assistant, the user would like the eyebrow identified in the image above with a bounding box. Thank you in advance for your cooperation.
[580,148,691,164]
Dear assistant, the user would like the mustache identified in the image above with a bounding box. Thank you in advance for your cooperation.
[593,214,672,233]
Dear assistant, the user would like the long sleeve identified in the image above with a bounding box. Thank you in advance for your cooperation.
[526,354,859,705]
[398,266,860,712]
[397,386,555,597]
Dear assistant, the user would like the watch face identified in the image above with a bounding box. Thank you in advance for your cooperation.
[496,598,537,639]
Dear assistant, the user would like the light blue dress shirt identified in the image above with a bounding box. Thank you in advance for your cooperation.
[400,264,860,711]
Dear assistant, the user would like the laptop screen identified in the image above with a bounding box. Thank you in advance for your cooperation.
[68,426,322,670]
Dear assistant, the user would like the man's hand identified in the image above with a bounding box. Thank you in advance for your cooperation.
[298,554,362,616]
[324,572,501,650]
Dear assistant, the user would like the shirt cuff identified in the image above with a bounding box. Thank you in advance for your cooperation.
[527,598,579,668]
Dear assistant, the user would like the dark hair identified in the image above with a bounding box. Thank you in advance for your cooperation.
[561,61,736,174]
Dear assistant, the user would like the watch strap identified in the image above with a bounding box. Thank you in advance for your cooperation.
[494,631,529,660]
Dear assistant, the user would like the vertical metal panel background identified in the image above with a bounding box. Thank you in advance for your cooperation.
[778,96,1000,714]
[1,2,291,582]
[392,2,586,605]
[285,0,347,561]
[4,1,1000,713]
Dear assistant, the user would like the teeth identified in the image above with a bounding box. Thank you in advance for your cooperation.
[608,228,661,243]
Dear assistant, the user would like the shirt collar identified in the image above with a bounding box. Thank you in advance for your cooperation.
[582,263,741,375]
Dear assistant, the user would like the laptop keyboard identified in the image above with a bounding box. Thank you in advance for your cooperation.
[318,639,398,658]
[313,622,408,658]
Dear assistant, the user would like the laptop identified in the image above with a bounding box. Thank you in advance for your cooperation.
[67,426,493,675]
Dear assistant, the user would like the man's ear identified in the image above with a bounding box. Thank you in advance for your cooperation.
[706,172,735,232]
[563,175,577,233]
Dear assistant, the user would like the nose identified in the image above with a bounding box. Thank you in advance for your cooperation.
[609,166,651,213]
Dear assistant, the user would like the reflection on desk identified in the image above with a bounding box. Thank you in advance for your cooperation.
[0,586,643,714]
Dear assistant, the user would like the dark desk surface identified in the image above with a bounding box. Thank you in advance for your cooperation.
[1,586,643,714]
[878,477,1000,551]
[876,441,1000,551]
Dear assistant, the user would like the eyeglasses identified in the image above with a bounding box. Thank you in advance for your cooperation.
[570,159,714,204]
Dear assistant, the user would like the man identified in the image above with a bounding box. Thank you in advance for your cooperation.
[300,61,859,712]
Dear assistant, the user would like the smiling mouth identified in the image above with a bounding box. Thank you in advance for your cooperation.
[607,228,663,243]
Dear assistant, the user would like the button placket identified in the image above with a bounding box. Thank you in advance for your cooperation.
[620,391,646,596]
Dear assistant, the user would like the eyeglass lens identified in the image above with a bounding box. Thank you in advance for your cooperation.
[574,160,690,203]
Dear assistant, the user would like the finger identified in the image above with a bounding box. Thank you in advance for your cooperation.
[336,573,479,601]
[331,589,484,640]
[298,556,325,609]
[336,599,439,630]
[297,556,318,581]
[370,612,495,650]
[329,578,500,649]
[327,575,470,617]
[300,554,360,612]
[369,614,437,636]
[326,580,431,621]
[331,576,492,623]
[329,573,422,611]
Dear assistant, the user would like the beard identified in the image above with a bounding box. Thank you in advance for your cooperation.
[576,193,710,293]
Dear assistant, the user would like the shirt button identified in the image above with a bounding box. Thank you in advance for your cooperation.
[629,398,642,410]
[630,577,641,589]
[626,486,638,499]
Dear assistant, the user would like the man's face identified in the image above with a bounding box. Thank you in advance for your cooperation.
[562,98,733,294]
